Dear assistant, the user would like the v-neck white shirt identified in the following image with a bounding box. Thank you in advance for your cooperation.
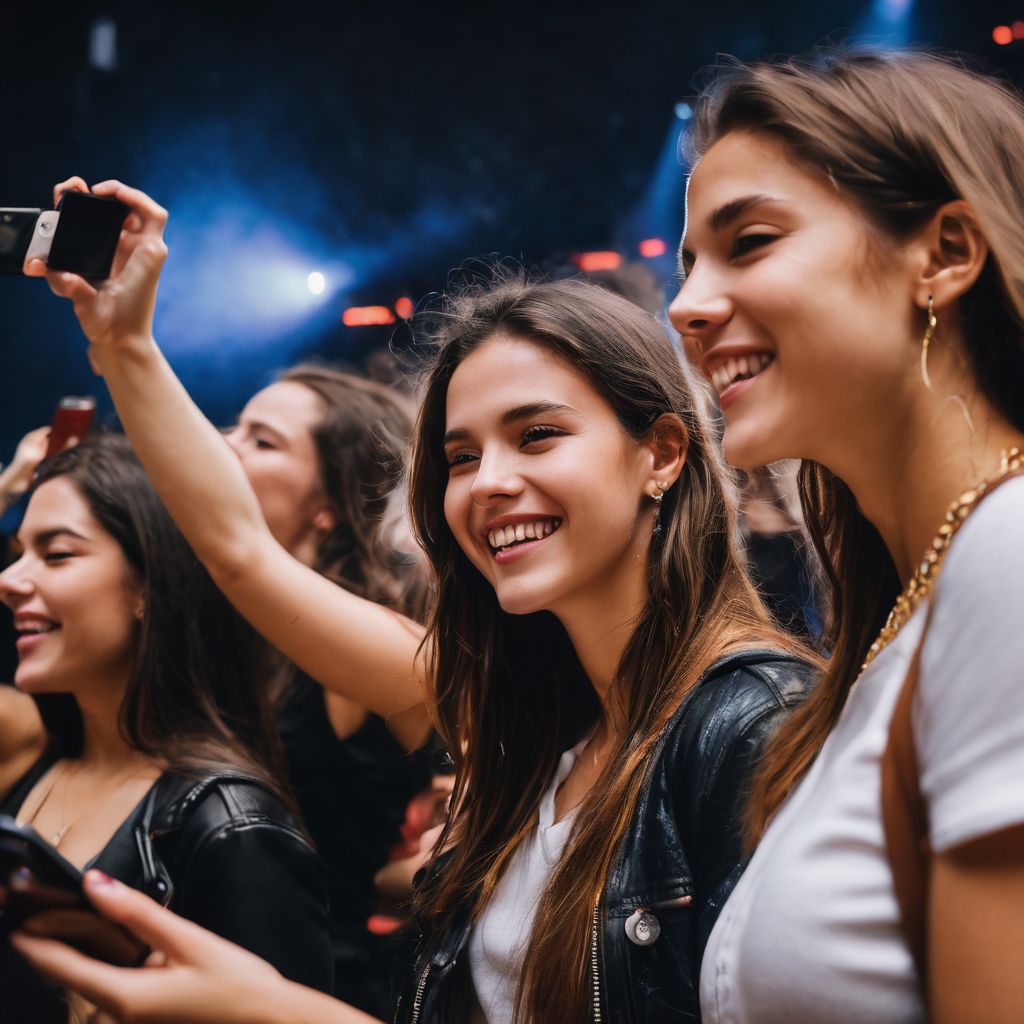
[468,737,586,1024]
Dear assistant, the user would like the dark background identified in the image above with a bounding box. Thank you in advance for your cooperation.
[2,0,1023,459]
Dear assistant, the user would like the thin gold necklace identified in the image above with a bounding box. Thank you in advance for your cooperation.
[861,447,1023,671]
[22,758,154,848]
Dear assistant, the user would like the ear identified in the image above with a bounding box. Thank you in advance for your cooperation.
[641,414,688,499]
[312,507,335,534]
[913,199,988,312]
[133,595,145,623]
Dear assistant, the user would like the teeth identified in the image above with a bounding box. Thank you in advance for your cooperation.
[487,519,561,551]
[19,623,57,635]
[709,353,774,396]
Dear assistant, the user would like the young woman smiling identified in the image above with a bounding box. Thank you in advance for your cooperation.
[666,49,1024,1023]
[11,179,814,1023]
[0,436,333,1021]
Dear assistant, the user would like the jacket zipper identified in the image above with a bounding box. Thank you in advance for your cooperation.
[408,962,430,1024]
[591,898,602,1023]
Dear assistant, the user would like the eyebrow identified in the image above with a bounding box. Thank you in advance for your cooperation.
[707,194,777,233]
[15,527,90,547]
[442,401,577,445]
[244,419,290,443]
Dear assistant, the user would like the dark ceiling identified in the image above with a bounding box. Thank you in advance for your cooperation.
[1,0,1020,456]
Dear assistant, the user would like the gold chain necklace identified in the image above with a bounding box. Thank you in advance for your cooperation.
[861,447,1023,671]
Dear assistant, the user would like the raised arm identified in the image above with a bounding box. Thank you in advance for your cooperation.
[26,179,428,727]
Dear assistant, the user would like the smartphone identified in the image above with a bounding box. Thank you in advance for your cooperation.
[45,397,95,459]
[0,816,147,966]
[0,191,129,283]
[47,191,130,283]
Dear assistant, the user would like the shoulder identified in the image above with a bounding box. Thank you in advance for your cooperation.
[932,474,1024,608]
[150,770,308,851]
[672,650,817,749]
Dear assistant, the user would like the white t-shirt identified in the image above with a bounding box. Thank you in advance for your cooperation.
[468,738,585,1024]
[700,476,1024,1024]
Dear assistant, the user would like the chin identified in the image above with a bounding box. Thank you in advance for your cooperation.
[722,422,789,471]
[493,582,555,618]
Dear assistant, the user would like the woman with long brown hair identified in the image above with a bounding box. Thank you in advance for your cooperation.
[10,181,813,1022]
[666,47,1024,1022]
[0,435,332,1021]
[223,362,431,1014]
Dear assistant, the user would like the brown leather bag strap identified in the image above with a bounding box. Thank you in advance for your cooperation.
[881,467,1024,991]
[880,613,931,982]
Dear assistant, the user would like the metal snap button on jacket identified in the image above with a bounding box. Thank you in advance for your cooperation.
[624,909,660,946]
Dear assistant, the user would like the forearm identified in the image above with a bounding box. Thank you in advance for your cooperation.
[258,978,384,1024]
[89,336,270,577]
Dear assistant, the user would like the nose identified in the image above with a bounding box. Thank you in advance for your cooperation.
[222,426,244,458]
[468,448,524,509]
[0,557,32,608]
[667,270,733,357]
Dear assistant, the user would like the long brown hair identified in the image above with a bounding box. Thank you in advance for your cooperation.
[688,48,1024,843]
[408,275,798,1021]
[279,363,428,622]
[32,435,286,793]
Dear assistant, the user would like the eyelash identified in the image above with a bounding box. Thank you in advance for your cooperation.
[731,233,776,258]
[445,425,565,467]
[520,425,563,446]
[44,552,74,563]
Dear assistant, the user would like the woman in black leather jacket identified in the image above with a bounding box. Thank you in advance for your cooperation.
[0,436,331,1021]
[12,200,816,1024]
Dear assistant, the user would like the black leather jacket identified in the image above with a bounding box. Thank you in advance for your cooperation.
[2,758,333,998]
[394,650,817,1023]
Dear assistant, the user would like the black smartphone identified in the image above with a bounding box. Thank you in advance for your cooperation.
[48,191,130,283]
[0,816,148,966]
[45,397,95,459]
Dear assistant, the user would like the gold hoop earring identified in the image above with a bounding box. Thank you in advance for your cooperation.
[920,295,937,392]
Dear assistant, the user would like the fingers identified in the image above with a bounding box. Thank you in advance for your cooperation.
[9,932,128,1016]
[90,181,168,234]
[81,871,205,961]
[53,177,89,209]
[41,269,100,305]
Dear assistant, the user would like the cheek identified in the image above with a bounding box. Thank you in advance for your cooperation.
[443,479,476,555]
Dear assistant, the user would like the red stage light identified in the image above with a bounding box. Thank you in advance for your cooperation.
[575,251,622,272]
[342,306,396,327]
[1013,20,1024,38]
[394,297,414,320]
[993,24,1013,44]
[639,238,668,258]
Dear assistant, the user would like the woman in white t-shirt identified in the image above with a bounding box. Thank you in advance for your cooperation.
[667,48,1024,1022]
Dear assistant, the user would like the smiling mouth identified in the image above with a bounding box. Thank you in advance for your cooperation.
[487,518,562,555]
[708,353,775,396]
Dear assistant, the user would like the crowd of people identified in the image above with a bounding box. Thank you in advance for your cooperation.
[1,46,1022,1024]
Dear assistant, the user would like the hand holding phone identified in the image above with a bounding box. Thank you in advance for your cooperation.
[22,177,169,359]
[0,816,147,966]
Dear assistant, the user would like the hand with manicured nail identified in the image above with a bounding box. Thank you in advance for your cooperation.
[13,870,381,1024]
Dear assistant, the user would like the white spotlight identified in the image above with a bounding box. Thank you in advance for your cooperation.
[307,271,326,295]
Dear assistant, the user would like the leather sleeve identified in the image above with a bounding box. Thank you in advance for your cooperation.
[173,788,334,993]
[677,661,815,956]
[691,695,792,954]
